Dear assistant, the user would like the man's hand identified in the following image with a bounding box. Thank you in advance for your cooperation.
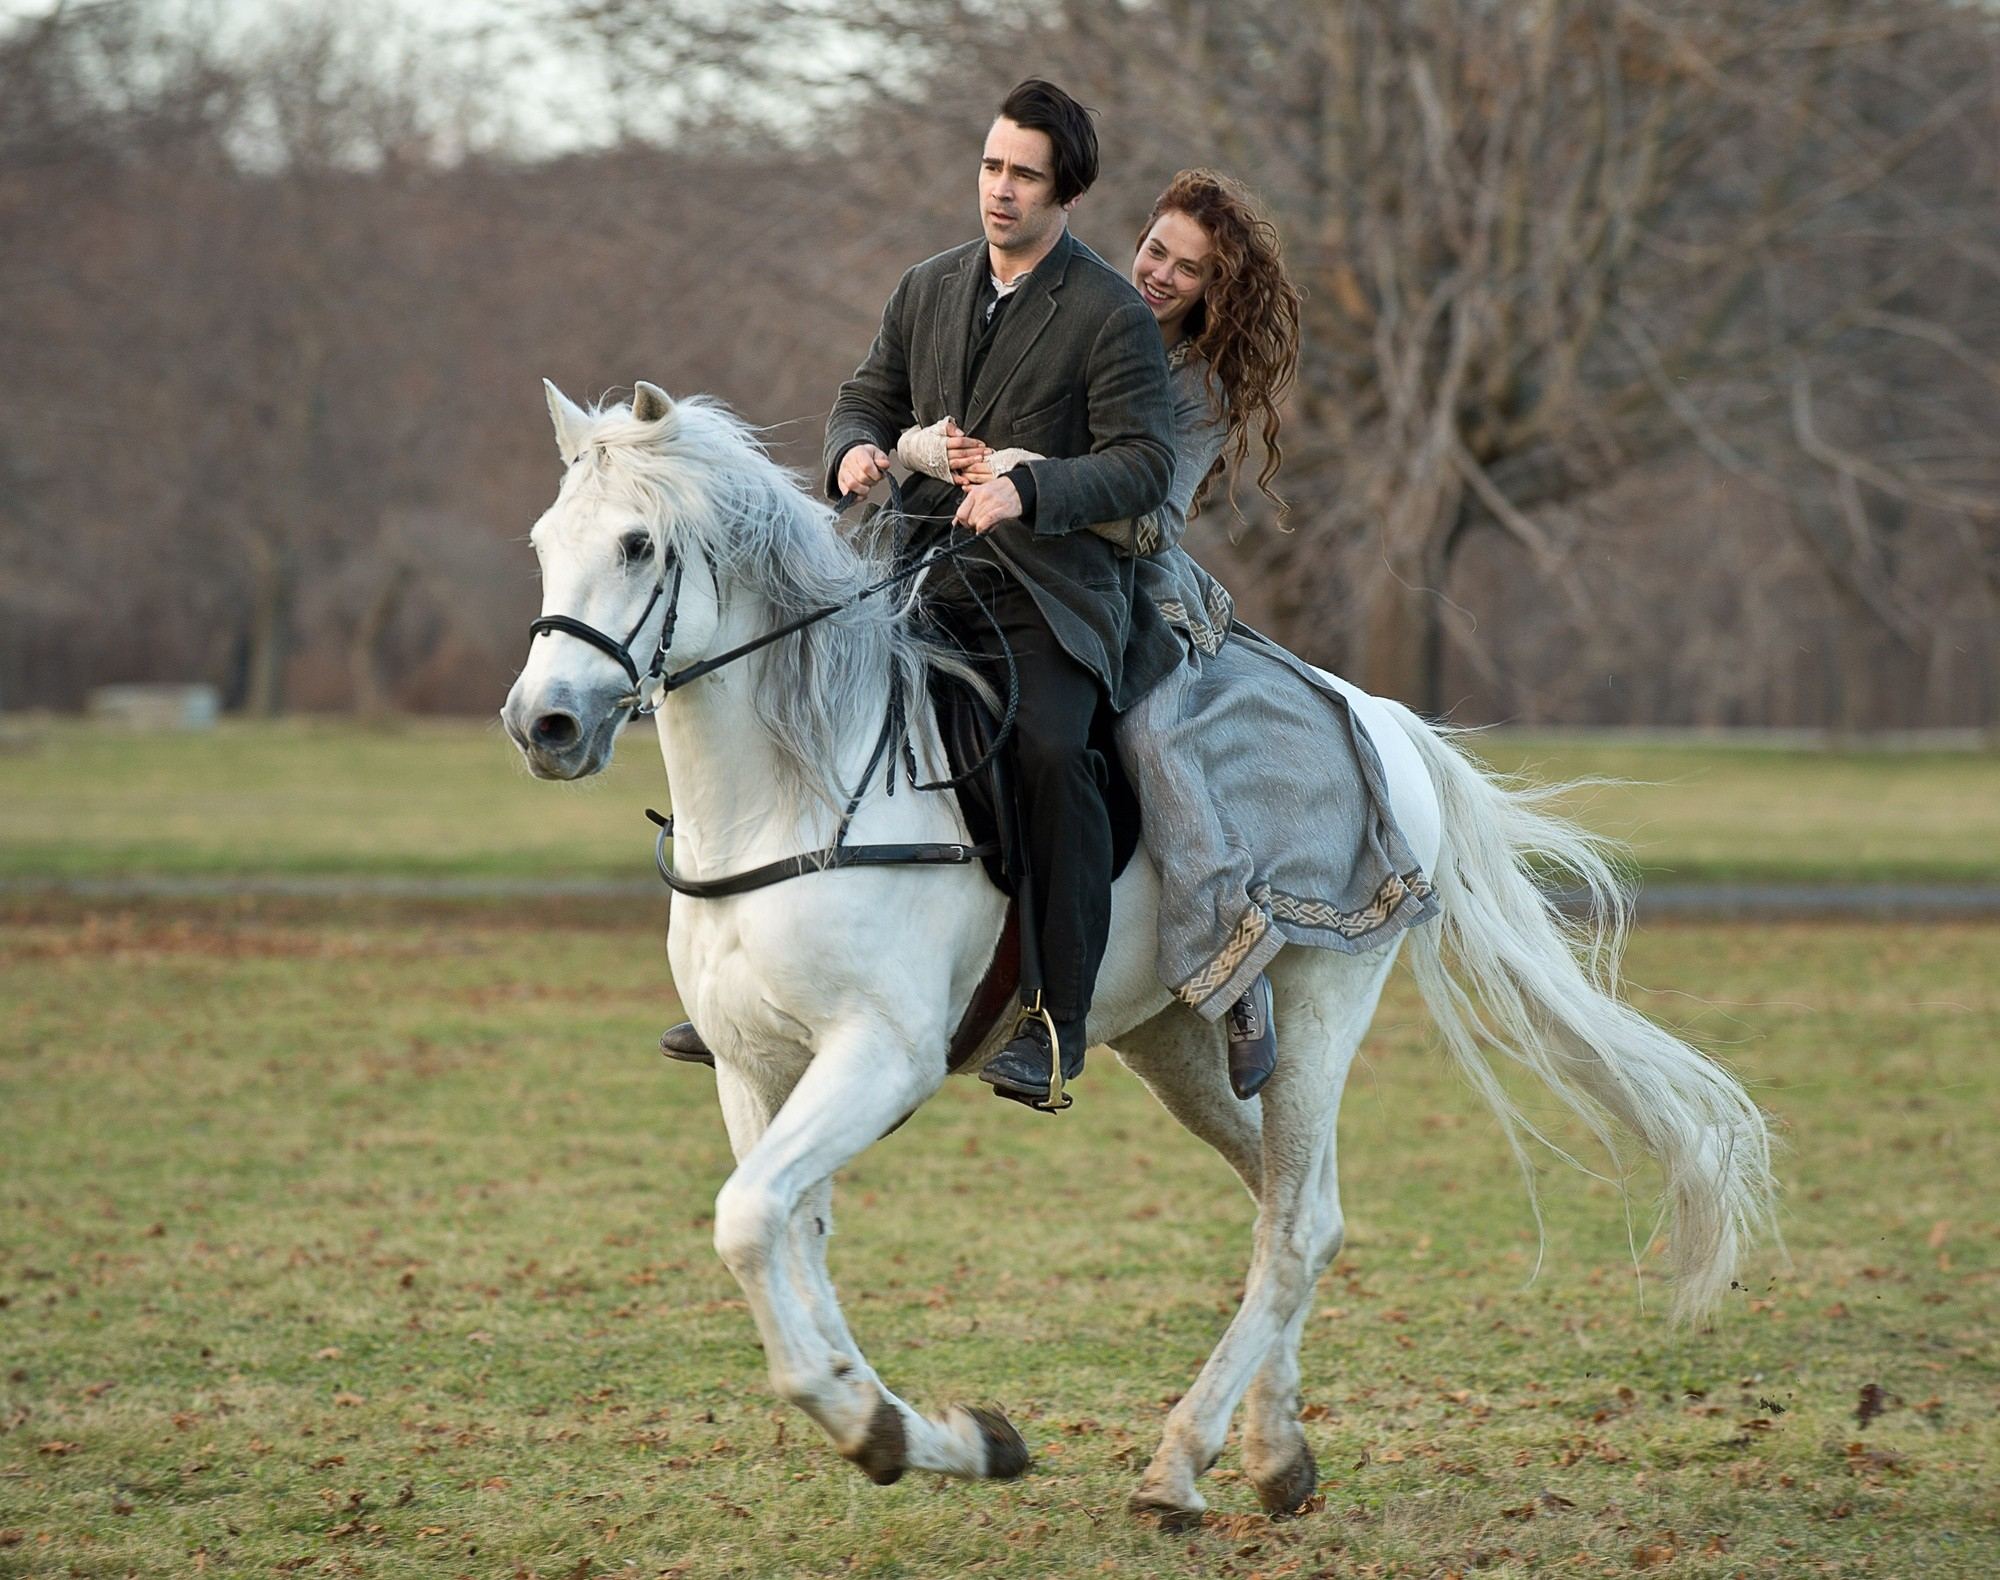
[942,419,993,487]
[837,444,892,498]
[954,476,1023,535]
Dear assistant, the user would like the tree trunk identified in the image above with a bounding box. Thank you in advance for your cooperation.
[1355,557,1441,709]
[1829,580,1874,742]
[242,532,295,719]
[349,569,409,720]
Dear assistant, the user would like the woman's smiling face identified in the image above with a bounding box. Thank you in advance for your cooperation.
[1132,209,1217,344]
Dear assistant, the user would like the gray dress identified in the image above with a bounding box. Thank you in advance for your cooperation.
[900,347,1439,1018]
[1112,349,1439,1018]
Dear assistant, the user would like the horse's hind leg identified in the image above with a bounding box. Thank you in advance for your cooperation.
[1237,1120,1343,1516]
[1238,947,1396,1515]
[711,1023,1026,1486]
[1113,1007,1263,1198]
[1126,949,1386,1526]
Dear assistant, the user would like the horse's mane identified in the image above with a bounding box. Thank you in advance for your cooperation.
[560,392,967,824]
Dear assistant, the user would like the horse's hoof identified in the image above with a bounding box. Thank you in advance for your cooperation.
[1128,1490,1205,1533]
[845,1394,907,1486]
[1252,1443,1318,1518]
[964,1405,1030,1480]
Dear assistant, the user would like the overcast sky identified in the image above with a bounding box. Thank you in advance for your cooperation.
[2,0,625,153]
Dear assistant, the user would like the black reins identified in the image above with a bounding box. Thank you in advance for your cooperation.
[525,476,1016,899]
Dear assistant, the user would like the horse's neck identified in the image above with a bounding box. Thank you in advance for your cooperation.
[651,644,953,875]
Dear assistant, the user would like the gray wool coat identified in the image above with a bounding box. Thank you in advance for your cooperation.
[823,229,1185,712]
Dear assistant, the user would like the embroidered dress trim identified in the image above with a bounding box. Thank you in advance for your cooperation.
[1170,870,1439,1016]
[1264,872,1436,938]
[1175,904,1272,1009]
[1154,575,1235,657]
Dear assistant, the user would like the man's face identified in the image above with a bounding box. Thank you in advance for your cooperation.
[979,118,1070,260]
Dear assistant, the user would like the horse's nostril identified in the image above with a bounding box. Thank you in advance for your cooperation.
[532,711,581,749]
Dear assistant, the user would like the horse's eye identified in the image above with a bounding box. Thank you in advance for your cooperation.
[620,531,654,564]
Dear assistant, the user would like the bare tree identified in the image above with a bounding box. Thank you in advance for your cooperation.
[567,0,2000,720]
[4,0,1991,726]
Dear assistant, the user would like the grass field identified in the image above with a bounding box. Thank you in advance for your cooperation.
[2,895,1993,1578]
[2,718,1997,885]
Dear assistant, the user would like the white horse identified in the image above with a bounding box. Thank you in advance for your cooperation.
[502,380,1775,1525]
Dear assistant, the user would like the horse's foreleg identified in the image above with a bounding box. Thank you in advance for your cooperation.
[711,1023,1026,1485]
[783,1176,883,1388]
[717,1069,889,1415]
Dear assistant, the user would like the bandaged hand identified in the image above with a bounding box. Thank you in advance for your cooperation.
[896,419,1042,488]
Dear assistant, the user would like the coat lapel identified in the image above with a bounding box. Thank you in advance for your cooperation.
[963,230,1072,434]
[934,246,984,418]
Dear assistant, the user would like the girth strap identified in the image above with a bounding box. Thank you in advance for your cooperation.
[646,808,998,899]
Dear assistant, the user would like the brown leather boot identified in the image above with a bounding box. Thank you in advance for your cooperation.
[1226,973,1276,1100]
[659,1022,715,1067]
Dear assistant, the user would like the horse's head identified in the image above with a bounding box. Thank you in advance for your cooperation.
[504,379,948,821]
[502,380,726,780]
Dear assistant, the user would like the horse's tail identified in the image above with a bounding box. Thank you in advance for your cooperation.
[1379,701,1777,1322]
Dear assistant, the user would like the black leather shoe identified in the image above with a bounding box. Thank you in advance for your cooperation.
[659,1021,715,1067]
[1226,973,1276,1100]
[979,1015,1086,1109]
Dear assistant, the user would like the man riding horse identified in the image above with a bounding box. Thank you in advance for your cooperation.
[828,79,1182,1103]
[666,78,1181,1104]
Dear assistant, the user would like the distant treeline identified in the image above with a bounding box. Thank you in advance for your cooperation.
[3,0,1995,730]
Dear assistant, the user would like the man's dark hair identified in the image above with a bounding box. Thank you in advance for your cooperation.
[996,79,1099,206]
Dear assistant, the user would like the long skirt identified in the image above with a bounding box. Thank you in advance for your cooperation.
[1114,626,1440,1018]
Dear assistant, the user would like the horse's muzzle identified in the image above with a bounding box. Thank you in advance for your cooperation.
[502,683,621,780]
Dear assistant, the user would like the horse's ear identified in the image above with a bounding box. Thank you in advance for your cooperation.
[632,381,672,424]
[543,378,592,464]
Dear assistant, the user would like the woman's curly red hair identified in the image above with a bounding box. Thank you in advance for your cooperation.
[1139,169,1302,521]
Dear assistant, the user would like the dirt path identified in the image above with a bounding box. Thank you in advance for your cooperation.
[8,875,1999,916]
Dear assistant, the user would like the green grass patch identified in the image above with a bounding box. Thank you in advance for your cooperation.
[2,719,1997,886]
[1472,735,2000,885]
[0,719,664,882]
[1,902,1992,1576]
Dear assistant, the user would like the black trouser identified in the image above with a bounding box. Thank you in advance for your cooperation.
[932,561,1112,1027]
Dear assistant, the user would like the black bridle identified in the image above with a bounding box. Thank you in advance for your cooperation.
[527,552,687,715]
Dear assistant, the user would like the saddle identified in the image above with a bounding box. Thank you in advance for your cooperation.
[929,667,1142,895]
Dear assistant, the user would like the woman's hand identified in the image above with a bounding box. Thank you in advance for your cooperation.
[942,419,993,486]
